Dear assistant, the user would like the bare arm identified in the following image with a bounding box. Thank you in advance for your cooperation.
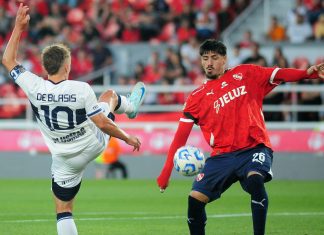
[90,112,141,151]
[2,4,30,71]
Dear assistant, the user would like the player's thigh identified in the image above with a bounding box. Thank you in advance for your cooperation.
[192,155,238,202]
[236,145,274,191]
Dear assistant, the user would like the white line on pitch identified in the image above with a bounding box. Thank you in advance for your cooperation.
[1,212,324,223]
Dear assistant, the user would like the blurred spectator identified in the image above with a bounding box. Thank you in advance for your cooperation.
[314,13,324,40]
[142,51,165,84]
[71,48,94,78]
[157,19,176,43]
[195,4,217,40]
[287,0,308,26]
[242,42,267,66]
[287,13,313,43]
[102,14,122,42]
[83,19,101,42]
[292,56,310,70]
[180,36,200,72]
[176,18,197,44]
[297,79,322,121]
[272,47,289,68]
[133,62,145,82]
[138,2,160,41]
[58,0,78,8]
[267,16,287,42]
[239,30,256,48]
[177,3,196,29]
[0,83,26,119]
[90,39,114,84]
[263,47,289,122]
[0,7,11,43]
[307,0,324,25]
[158,78,185,105]
[163,48,186,84]
[227,43,246,67]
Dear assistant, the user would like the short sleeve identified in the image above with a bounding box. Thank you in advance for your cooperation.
[12,65,42,95]
[183,93,200,124]
[248,64,280,95]
[84,83,102,117]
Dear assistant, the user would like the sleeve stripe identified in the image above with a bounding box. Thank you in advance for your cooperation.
[270,67,280,84]
[180,118,194,123]
[87,108,102,117]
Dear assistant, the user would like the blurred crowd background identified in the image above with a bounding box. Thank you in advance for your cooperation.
[0,0,323,122]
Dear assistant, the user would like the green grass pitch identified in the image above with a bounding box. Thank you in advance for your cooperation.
[0,179,323,235]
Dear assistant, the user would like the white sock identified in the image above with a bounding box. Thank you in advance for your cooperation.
[57,216,78,235]
[115,95,134,114]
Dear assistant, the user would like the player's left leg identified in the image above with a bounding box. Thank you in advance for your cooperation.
[52,179,81,235]
[237,145,273,235]
[246,171,268,235]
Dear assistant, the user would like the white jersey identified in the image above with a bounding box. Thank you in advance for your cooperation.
[11,67,107,156]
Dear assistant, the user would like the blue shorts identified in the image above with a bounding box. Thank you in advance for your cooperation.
[192,145,273,202]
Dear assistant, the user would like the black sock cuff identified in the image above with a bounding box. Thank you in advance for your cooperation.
[188,196,207,208]
[57,212,73,221]
[114,94,122,111]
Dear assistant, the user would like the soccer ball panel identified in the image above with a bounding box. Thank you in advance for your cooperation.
[173,145,205,176]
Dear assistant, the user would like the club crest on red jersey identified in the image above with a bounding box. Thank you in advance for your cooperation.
[233,73,243,80]
[196,173,204,181]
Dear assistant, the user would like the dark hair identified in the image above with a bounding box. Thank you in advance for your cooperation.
[199,39,227,56]
[41,44,70,75]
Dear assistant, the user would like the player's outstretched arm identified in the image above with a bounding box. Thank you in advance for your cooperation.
[274,63,324,83]
[306,63,324,79]
[2,3,30,71]
[157,118,194,192]
[91,113,141,151]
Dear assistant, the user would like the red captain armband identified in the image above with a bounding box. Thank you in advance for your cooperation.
[274,68,318,83]
[9,64,26,81]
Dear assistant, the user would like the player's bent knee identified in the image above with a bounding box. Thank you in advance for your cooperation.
[190,190,210,203]
[98,89,117,102]
[246,174,266,196]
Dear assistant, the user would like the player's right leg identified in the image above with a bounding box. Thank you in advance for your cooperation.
[98,82,146,119]
[52,179,80,235]
[187,191,209,235]
[188,155,238,235]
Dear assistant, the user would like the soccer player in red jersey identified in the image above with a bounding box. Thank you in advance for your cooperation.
[157,39,324,235]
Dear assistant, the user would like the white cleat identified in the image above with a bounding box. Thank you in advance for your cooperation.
[127,82,146,119]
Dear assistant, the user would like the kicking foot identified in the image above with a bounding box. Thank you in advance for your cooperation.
[127,82,146,119]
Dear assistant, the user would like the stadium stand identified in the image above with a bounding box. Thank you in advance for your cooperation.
[0,0,323,126]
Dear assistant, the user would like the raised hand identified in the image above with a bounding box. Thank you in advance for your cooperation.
[15,3,30,31]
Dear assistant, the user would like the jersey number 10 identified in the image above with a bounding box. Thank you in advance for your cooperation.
[31,103,87,131]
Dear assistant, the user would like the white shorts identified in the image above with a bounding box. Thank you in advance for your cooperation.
[51,102,112,188]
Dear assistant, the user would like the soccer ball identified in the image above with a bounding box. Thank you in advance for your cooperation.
[173,145,205,177]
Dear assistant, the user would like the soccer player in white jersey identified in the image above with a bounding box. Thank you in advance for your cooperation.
[2,4,146,235]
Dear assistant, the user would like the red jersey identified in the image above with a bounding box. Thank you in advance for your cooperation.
[183,64,280,156]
